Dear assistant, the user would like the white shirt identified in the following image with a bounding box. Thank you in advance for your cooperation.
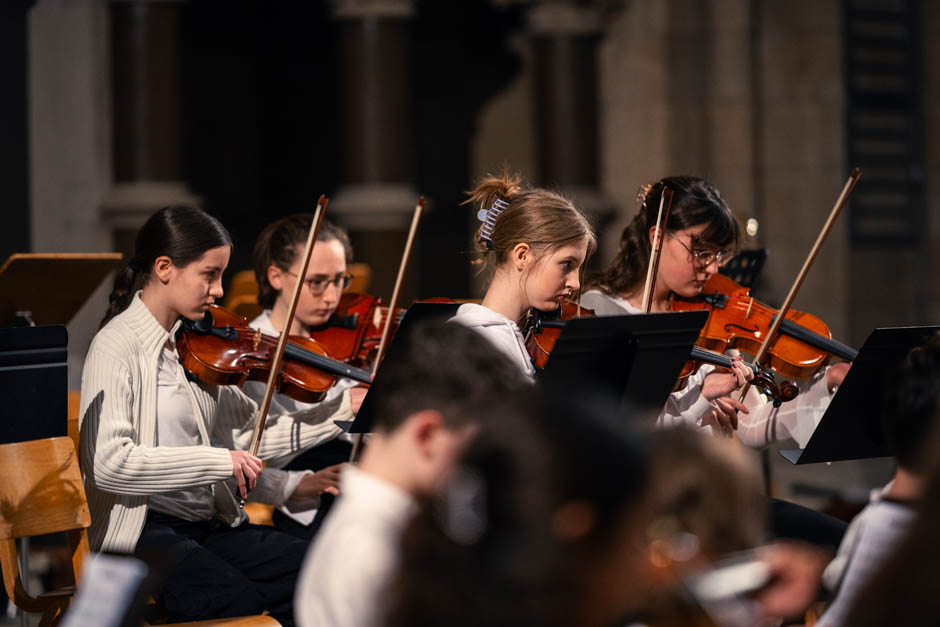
[295,466,417,627]
[148,342,215,521]
[245,310,355,451]
[580,290,716,429]
[579,289,835,447]
[448,303,537,379]
[817,494,916,627]
[243,310,356,525]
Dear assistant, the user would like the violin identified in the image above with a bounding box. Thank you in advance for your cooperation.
[524,301,593,371]
[311,292,405,368]
[524,299,796,405]
[176,304,372,404]
[670,273,857,380]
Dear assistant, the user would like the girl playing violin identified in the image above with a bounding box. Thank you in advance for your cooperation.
[449,170,596,377]
[253,215,354,338]
[247,214,365,538]
[79,205,353,626]
[582,176,849,446]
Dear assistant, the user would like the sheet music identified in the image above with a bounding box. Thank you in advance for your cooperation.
[61,554,148,627]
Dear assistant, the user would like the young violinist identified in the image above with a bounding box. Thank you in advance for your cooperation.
[79,205,353,626]
[449,170,596,377]
[581,176,850,447]
[247,214,364,538]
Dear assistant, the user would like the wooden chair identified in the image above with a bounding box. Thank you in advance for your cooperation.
[224,270,263,321]
[347,262,371,294]
[0,436,280,626]
[0,437,90,627]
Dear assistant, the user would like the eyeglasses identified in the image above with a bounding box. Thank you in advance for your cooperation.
[283,270,353,295]
[665,231,733,268]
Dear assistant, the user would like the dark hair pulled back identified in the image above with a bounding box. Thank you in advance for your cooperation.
[100,205,232,328]
[590,176,739,296]
[252,215,353,310]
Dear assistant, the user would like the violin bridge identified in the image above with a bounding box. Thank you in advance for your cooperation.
[253,328,261,351]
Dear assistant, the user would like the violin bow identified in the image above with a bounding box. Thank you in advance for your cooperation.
[348,196,426,462]
[641,188,673,313]
[738,168,861,403]
[247,196,328,464]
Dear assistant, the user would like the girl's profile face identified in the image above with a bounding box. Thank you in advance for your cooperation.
[524,240,588,312]
[167,245,230,321]
[271,239,348,329]
[655,223,723,299]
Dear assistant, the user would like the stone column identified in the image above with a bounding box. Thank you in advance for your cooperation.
[0,0,32,262]
[330,0,419,298]
[101,0,199,257]
[528,0,616,258]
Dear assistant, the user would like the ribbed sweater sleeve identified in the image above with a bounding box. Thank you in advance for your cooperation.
[80,330,233,497]
[214,385,352,465]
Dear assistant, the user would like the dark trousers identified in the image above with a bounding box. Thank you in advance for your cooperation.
[135,511,307,626]
[272,438,353,541]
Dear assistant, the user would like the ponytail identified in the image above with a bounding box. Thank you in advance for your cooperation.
[100,205,232,328]
[100,264,145,329]
[464,168,596,278]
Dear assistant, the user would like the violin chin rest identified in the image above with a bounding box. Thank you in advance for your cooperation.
[192,310,215,333]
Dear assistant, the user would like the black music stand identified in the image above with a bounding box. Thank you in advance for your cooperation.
[341,303,708,433]
[779,325,940,465]
[719,248,767,291]
[336,302,459,433]
[0,325,68,443]
[537,310,709,422]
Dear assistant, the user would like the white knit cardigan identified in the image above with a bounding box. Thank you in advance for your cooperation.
[79,293,353,553]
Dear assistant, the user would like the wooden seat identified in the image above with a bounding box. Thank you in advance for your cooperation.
[0,436,279,626]
[0,437,90,627]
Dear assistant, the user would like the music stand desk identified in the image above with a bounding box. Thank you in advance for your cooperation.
[0,253,123,326]
[780,325,940,464]
[341,303,707,433]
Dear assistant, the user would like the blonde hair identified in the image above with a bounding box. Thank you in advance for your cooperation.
[464,169,596,277]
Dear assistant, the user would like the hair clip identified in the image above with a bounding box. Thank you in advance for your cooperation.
[127,257,143,274]
[435,466,487,546]
[476,198,509,250]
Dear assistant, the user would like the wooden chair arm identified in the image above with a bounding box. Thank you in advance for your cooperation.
[170,616,281,626]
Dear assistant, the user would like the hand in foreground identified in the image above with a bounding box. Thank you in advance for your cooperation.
[702,357,754,401]
[230,450,263,498]
[706,396,750,432]
[292,463,347,499]
[753,541,828,621]
[349,385,369,415]
[826,361,852,393]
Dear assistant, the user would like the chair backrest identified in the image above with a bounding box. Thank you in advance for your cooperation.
[0,437,90,540]
[0,436,91,597]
